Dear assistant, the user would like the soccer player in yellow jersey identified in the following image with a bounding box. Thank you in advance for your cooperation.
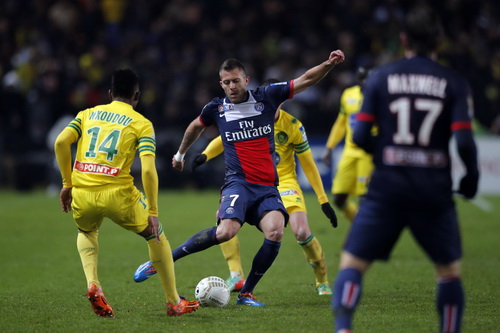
[54,69,199,318]
[322,67,373,222]
[193,103,338,296]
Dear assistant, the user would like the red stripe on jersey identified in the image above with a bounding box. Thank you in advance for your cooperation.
[451,121,472,131]
[289,80,295,99]
[198,115,208,127]
[234,137,276,185]
[357,112,375,122]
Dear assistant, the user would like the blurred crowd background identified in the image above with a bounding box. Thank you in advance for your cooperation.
[1,0,499,192]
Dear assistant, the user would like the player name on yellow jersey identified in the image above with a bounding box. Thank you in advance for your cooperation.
[88,110,133,126]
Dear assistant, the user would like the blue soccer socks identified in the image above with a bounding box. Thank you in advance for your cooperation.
[240,238,281,294]
[172,227,219,261]
[333,268,363,332]
[437,277,464,333]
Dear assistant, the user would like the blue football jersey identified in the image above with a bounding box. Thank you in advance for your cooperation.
[355,56,473,204]
[199,82,293,186]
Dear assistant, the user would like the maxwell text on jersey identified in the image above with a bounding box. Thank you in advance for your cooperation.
[387,74,447,98]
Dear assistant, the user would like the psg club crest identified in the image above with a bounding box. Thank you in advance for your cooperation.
[254,102,264,111]
[225,207,235,214]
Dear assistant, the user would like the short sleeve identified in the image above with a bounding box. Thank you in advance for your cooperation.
[264,82,293,108]
[200,101,218,127]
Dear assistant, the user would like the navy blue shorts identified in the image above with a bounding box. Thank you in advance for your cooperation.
[218,180,289,228]
[344,198,462,264]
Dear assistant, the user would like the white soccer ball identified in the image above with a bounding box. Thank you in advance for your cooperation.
[195,276,230,307]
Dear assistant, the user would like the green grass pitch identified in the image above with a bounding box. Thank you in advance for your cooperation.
[0,190,498,332]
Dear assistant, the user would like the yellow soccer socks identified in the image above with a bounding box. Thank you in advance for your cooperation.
[299,235,328,286]
[147,230,180,305]
[77,230,100,288]
[220,235,245,279]
[343,201,358,222]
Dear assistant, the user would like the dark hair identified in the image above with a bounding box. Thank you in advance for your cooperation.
[356,67,369,84]
[403,6,443,55]
[219,58,247,76]
[111,68,139,98]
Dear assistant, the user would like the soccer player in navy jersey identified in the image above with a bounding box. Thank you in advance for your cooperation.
[332,7,478,333]
[170,51,344,306]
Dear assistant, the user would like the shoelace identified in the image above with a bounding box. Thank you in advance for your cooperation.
[239,293,256,300]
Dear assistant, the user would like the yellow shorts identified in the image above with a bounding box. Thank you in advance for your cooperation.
[71,184,149,234]
[278,181,307,215]
[332,154,373,196]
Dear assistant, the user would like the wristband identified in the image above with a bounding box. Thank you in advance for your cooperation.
[174,151,185,162]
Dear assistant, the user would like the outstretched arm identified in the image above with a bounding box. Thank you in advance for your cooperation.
[172,117,205,171]
[293,50,345,95]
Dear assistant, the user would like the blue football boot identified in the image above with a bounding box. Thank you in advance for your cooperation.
[236,292,265,307]
[134,261,157,282]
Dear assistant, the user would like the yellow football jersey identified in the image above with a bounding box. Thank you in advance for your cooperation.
[65,100,156,187]
[274,110,309,185]
[339,85,370,158]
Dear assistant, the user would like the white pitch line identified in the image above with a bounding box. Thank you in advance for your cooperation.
[471,196,493,212]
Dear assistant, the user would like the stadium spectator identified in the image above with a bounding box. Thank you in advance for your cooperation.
[0,1,498,189]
